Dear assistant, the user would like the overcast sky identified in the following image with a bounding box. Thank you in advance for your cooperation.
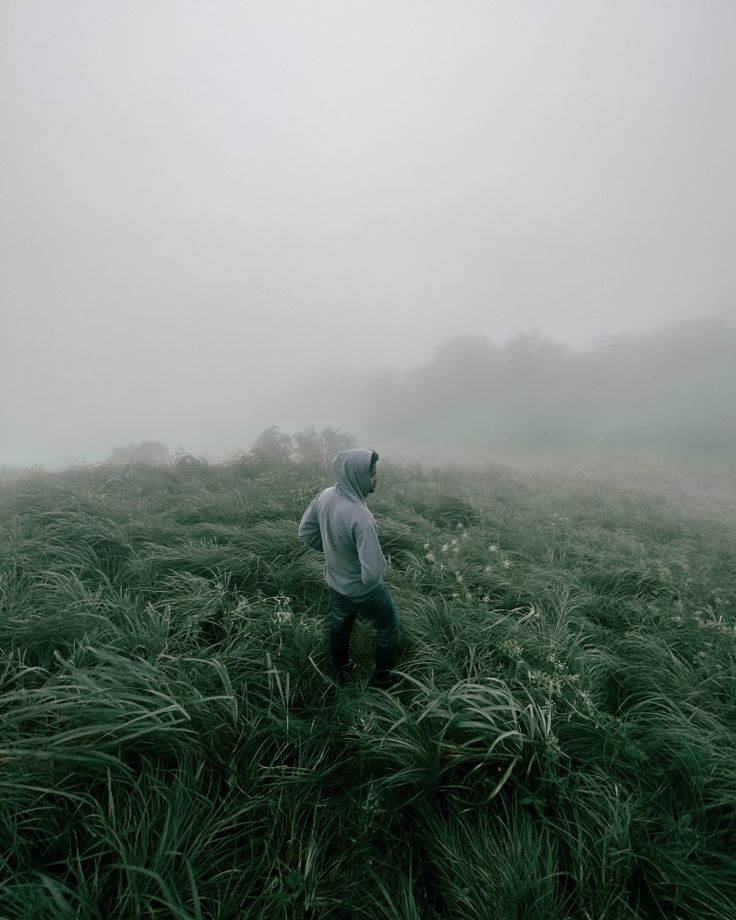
[2,1,735,466]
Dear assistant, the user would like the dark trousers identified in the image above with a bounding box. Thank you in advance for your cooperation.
[328,583,400,678]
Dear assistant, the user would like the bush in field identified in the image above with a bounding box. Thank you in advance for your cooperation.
[247,425,295,469]
[247,426,355,472]
[107,440,170,466]
[292,427,356,471]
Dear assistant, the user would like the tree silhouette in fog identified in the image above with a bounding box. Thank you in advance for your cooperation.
[107,441,170,466]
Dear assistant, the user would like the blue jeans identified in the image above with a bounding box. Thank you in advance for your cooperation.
[328,583,400,678]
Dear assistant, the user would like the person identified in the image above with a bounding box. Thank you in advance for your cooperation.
[298,448,401,689]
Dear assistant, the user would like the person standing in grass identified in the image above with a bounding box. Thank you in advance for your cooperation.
[298,448,401,689]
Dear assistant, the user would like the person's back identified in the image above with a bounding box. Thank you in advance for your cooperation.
[299,448,386,598]
[299,449,400,688]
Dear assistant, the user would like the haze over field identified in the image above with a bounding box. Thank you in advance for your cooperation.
[2,1,735,468]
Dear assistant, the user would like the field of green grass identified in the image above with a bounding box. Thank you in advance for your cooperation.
[1,450,735,919]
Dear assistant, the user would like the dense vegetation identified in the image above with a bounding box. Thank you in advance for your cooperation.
[1,444,735,919]
[293,316,736,461]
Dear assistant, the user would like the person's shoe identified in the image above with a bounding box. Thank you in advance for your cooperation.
[334,660,358,685]
[369,670,399,690]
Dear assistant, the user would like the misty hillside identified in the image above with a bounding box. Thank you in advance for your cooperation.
[290,316,736,461]
[1,448,735,917]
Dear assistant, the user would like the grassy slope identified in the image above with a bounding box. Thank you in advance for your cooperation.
[0,457,735,920]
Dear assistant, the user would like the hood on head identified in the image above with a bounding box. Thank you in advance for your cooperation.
[333,448,376,500]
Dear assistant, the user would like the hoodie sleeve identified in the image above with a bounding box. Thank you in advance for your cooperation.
[298,498,324,552]
[355,515,387,590]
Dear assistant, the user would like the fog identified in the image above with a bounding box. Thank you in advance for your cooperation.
[2,2,735,469]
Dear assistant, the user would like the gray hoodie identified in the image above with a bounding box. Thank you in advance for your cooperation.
[298,448,386,599]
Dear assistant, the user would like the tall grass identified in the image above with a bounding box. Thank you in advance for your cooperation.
[1,455,735,918]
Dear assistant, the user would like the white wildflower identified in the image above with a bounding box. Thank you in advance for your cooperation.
[546,733,561,755]
[578,689,594,713]
[501,638,523,660]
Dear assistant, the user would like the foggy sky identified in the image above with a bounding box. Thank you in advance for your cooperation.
[2,1,735,467]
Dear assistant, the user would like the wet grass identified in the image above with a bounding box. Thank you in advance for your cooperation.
[1,456,735,918]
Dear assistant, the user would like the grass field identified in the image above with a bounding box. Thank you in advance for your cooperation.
[1,449,735,919]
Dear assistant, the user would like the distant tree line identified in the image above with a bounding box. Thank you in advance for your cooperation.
[105,427,356,473]
[102,315,736,470]
[346,315,736,456]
